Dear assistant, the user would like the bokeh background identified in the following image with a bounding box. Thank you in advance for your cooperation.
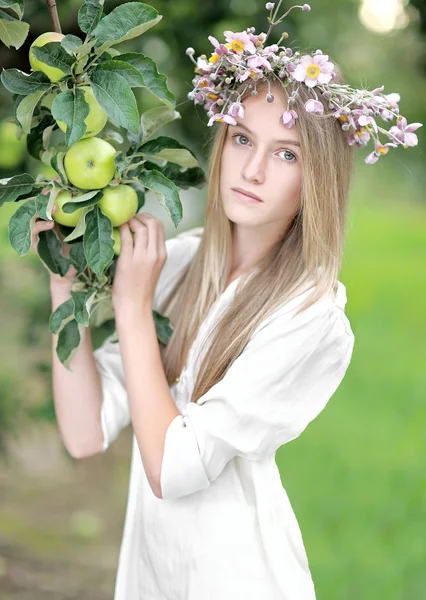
[0,0,425,598]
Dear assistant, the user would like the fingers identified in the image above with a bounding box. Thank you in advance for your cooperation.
[130,213,164,258]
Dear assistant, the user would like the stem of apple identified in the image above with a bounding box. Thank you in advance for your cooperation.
[45,0,62,34]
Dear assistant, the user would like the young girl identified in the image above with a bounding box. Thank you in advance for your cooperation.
[47,4,420,600]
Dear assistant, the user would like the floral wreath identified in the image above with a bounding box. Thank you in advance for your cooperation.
[185,2,422,164]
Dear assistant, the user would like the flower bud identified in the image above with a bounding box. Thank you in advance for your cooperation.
[225,77,233,84]
[185,47,195,56]
[266,93,274,102]
[217,98,224,106]
[285,47,293,56]
[302,4,311,11]
[251,90,259,96]
[265,2,275,10]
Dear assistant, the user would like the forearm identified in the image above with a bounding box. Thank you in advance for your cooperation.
[116,305,180,498]
[50,282,104,459]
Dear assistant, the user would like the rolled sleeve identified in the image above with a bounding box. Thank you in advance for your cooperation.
[93,336,131,452]
[160,300,355,500]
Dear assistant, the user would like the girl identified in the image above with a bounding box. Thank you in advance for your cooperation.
[91,40,355,600]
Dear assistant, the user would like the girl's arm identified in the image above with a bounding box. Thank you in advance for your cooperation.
[50,282,104,459]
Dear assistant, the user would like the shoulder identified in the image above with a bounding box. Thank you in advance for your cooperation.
[154,226,204,310]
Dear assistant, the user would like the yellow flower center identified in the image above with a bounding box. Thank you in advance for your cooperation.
[306,63,321,79]
[209,53,219,63]
[338,116,349,122]
[216,117,225,122]
[231,40,244,52]
[199,80,210,88]
[378,147,387,154]
[207,92,219,99]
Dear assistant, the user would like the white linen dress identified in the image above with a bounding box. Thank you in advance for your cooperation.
[93,226,355,600]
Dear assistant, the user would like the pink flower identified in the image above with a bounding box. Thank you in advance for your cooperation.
[304,99,324,115]
[358,114,378,134]
[247,54,273,71]
[365,139,398,164]
[207,113,237,127]
[208,35,230,56]
[223,30,257,54]
[388,116,422,147]
[228,102,245,118]
[281,109,298,128]
[262,44,279,58]
[292,54,334,88]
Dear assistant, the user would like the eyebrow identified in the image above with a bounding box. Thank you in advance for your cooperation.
[232,121,301,147]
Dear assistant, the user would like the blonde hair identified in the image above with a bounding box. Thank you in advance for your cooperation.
[158,61,354,403]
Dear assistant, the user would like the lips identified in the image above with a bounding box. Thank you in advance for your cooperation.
[232,187,263,202]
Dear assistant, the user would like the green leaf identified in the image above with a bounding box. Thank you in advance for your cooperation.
[1,68,51,95]
[0,172,35,206]
[62,189,103,214]
[0,0,24,19]
[49,298,74,334]
[137,105,181,145]
[16,89,47,134]
[31,42,75,76]
[152,309,174,345]
[92,2,162,54]
[118,52,175,109]
[143,160,206,190]
[89,70,140,134]
[71,288,98,326]
[37,226,73,276]
[138,169,182,228]
[138,136,200,168]
[78,0,103,35]
[83,205,115,278]
[61,34,84,55]
[90,59,145,87]
[50,151,68,185]
[26,113,56,160]
[51,88,90,146]
[56,318,87,371]
[8,198,37,255]
[69,241,87,274]
[63,206,94,242]
[0,11,29,49]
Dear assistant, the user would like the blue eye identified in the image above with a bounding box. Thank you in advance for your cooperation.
[232,133,297,163]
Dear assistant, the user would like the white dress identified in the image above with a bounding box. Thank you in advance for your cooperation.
[93,226,355,600]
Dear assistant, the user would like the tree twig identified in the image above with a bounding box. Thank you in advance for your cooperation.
[45,0,62,34]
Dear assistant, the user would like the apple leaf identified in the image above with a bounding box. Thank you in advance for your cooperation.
[8,197,37,255]
[92,2,162,55]
[31,42,75,76]
[90,59,145,87]
[37,226,73,276]
[71,287,98,326]
[136,106,181,145]
[50,151,68,185]
[51,88,90,146]
[0,9,29,49]
[1,68,51,95]
[89,69,140,134]
[16,89,47,133]
[144,160,206,191]
[49,298,75,334]
[26,113,56,160]
[61,34,84,55]
[0,1,24,19]
[63,206,94,242]
[152,309,174,345]
[62,189,103,214]
[78,0,104,35]
[137,136,200,169]
[69,241,87,274]
[0,172,35,205]
[138,169,182,228]
[117,52,175,110]
[56,318,87,371]
[83,205,115,278]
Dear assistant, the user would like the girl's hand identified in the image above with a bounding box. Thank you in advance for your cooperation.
[112,213,167,315]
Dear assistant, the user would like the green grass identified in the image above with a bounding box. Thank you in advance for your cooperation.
[276,198,426,599]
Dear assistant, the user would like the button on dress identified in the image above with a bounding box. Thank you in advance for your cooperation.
[93,226,355,600]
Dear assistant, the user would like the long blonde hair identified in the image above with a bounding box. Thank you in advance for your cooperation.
[158,62,354,403]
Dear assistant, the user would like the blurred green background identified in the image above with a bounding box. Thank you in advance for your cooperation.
[0,1,425,598]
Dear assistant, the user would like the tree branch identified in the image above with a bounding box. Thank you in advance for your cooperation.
[45,0,62,34]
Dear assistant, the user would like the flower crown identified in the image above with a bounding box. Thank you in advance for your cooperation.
[185,2,422,165]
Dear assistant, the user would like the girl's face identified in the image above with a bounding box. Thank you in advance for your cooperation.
[220,86,303,233]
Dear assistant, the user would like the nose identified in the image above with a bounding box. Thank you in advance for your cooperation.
[241,149,266,185]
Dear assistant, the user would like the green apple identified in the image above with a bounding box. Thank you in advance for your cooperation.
[52,190,85,227]
[0,120,27,168]
[29,32,67,83]
[64,137,117,189]
[99,184,139,227]
[112,227,134,255]
[56,86,108,139]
